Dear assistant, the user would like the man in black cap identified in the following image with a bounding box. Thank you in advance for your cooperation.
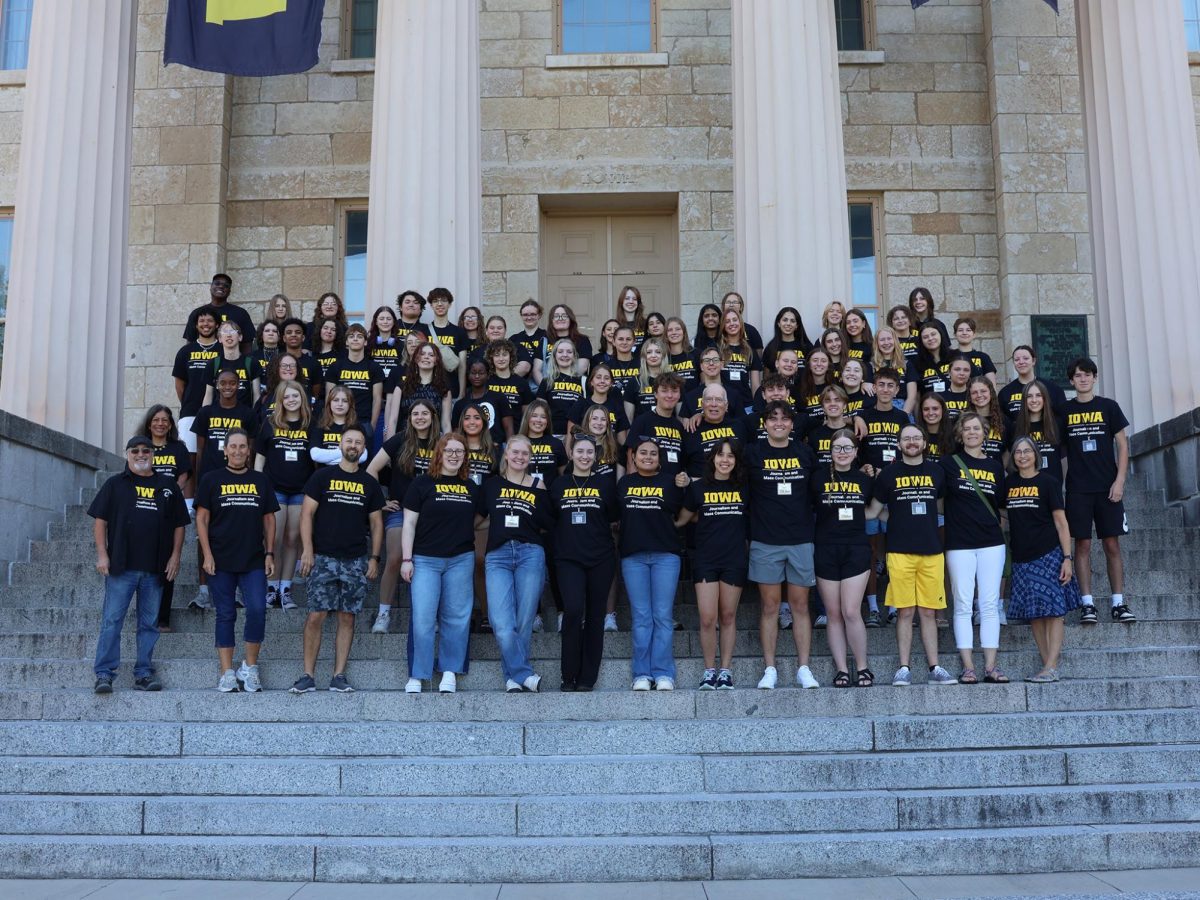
[89,435,190,693]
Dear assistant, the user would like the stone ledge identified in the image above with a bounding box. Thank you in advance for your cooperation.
[329,58,374,75]
[545,52,668,69]
[0,410,122,472]
[839,50,886,66]
[0,69,26,86]
[1189,51,1200,67]
[1130,406,1200,458]
[1130,405,1200,525]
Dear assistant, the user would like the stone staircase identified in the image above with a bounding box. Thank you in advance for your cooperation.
[0,470,1198,883]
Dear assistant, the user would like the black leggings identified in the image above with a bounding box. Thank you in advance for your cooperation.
[557,556,616,688]
[157,577,175,628]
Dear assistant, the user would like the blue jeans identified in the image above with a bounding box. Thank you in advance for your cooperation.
[621,552,680,680]
[485,541,546,683]
[94,569,162,680]
[210,568,268,648]
[408,551,474,679]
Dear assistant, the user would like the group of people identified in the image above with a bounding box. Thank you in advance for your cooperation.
[88,277,1135,695]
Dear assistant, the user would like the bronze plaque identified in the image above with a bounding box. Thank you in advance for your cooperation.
[1031,315,1088,391]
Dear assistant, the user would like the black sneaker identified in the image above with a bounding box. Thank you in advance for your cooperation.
[716,669,734,690]
[93,676,113,694]
[1111,604,1137,623]
[329,673,355,693]
[290,673,317,694]
[133,675,162,692]
[698,668,719,691]
[865,610,881,629]
[1080,605,1099,625]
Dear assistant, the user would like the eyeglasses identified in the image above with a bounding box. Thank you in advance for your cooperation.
[128,448,154,455]
[831,445,856,453]
[443,448,466,456]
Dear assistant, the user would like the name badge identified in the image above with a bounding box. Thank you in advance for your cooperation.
[930,380,945,393]
[730,370,742,381]
[471,474,483,485]
[912,501,927,515]
[505,514,519,528]
[571,511,587,526]
[777,482,792,496]
[1041,456,1049,469]
[217,439,224,451]
[883,449,896,463]
[667,450,678,463]
[531,473,543,485]
[1082,439,1097,452]
[838,507,853,521]
[285,450,298,462]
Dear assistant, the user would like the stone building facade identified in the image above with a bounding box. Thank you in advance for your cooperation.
[0,0,1198,446]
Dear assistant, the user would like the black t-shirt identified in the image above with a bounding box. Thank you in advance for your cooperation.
[525,436,567,486]
[960,349,997,379]
[509,329,549,366]
[257,420,315,495]
[1061,396,1129,494]
[601,355,640,395]
[1004,472,1065,563]
[210,353,257,407]
[683,478,749,566]
[184,302,255,346]
[762,338,807,373]
[250,347,278,388]
[303,466,385,559]
[395,320,430,342]
[715,344,761,410]
[465,445,498,485]
[119,480,165,573]
[845,341,872,369]
[172,340,221,418]
[745,323,764,352]
[872,459,946,555]
[487,374,533,421]
[622,378,659,419]
[897,334,919,360]
[568,394,630,435]
[627,411,685,477]
[379,432,433,501]
[389,380,448,434]
[314,349,341,384]
[683,417,747,478]
[843,390,867,419]
[669,352,698,387]
[857,407,909,470]
[191,403,256,478]
[743,440,818,545]
[468,341,533,372]
[326,355,384,425]
[549,471,619,567]
[943,389,970,420]
[88,471,190,576]
[683,378,752,419]
[940,453,1006,550]
[1005,419,1065,484]
[403,474,484,558]
[482,476,551,551]
[811,466,873,546]
[428,322,469,394]
[309,422,350,465]
[151,440,192,483]
[906,358,951,395]
[537,374,588,434]
[805,422,842,467]
[368,338,403,382]
[195,468,279,572]
[617,472,683,557]
[999,378,1068,421]
[452,392,511,446]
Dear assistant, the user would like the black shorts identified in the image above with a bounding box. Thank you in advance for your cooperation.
[1066,491,1129,540]
[814,543,872,582]
[692,564,748,587]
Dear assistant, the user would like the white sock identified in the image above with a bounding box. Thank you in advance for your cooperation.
[1081,594,1095,607]
[1111,593,1124,608]
[867,594,879,613]
[198,585,209,595]
[378,603,392,613]
[185,498,194,515]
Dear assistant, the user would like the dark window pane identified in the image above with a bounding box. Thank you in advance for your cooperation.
[1,0,34,70]
[350,0,377,59]
[835,0,865,52]
[344,210,368,323]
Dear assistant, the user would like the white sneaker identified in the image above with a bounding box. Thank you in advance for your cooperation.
[371,608,391,634]
[796,665,819,689]
[217,669,239,692]
[238,663,262,693]
[505,679,523,694]
[999,604,1009,626]
[438,672,457,693]
[557,612,564,633]
[189,590,212,611]
[604,613,618,632]
[757,666,778,690]
[654,676,675,691]
[280,586,297,611]
[813,615,828,628]
[522,674,541,693]
[632,676,652,691]
[532,614,544,633]
[405,678,422,694]
[778,602,793,630]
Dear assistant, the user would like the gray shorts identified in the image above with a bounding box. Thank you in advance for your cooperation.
[749,541,816,588]
[306,554,368,614]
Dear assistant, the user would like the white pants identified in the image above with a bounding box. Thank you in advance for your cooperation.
[947,544,1006,651]
[179,416,197,453]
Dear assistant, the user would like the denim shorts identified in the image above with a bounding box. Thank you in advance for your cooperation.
[748,541,815,588]
[275,492,305,507]
[384,509,404,530]
[866,518,888,536]
[307,554,368,614]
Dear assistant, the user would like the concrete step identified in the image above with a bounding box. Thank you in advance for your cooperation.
[3,646,1197,691]
[1,823,1197,882]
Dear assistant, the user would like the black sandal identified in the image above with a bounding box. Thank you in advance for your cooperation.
[833,671,852,688]
[856,668,875,688]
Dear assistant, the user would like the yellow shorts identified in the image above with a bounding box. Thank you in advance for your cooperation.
[885,552,946,609]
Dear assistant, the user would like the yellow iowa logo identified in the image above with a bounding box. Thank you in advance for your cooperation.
[207,0,287,26]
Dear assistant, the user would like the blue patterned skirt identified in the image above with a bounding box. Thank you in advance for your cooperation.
[1009,546,1082,620]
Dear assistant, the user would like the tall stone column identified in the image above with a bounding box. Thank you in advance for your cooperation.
[1077,0,1200,429]
[0,0,136,451]
[731,0,851,329]
[365,0,482,309]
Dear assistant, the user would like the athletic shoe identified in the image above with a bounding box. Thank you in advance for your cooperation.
[329,673,355,693]
[892,666,912,687]
[998,604,1008,626]
[532,614,544,633]
[522,674,542,693]
[716,669,734,690]
[887,609,897,624]
[188,590,211,611]
[1080,605,1098,625]
[699,668,719,690]
[239,663,262,693]
[1111,604,1137,623]
[654,676,675,691]
[405,678,422,693]
[289,674,316,694]
[217,669,240,693]
[928,665,958,685]
[280,586,297,611]
[266,584,281,608]
[604,613,618,632]
[632,676,652,691]
[865,610,881,628]
[778,602,793,630]
[796,665,819,689]
[972,607,981,626]
[93,676,113,695]
[757,666,778,690]
[506,679,523,694]
[557,612,564,633]
[813,615,828,629]
[371,608,391,634]
[438,672,457,693]
[133,675,162,692]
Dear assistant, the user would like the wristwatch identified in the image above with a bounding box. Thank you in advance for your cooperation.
[370,555,382,562]
[1062,553,1073,561]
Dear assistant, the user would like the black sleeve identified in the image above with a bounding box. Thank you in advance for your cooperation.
[182,308,199,342]
[87,477,116,520]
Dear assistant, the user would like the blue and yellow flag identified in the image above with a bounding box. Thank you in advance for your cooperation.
[164,0,323,77]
